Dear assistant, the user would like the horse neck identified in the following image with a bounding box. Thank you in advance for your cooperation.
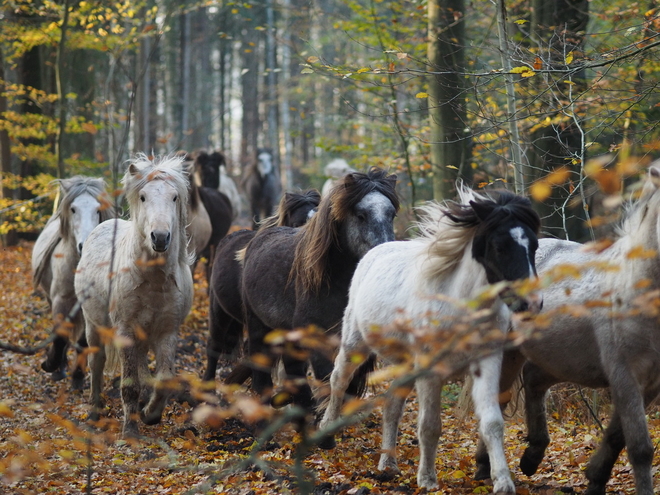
[612,204,660,285]
[424,240,488,299]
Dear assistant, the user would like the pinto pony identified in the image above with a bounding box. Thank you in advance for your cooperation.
[319,187,541,494]
[473,161,660,495]
[32,177,114,388]
[74,154,193,436]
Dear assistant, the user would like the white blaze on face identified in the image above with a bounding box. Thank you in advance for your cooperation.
[257,152,273,177]
[510,226,534,276]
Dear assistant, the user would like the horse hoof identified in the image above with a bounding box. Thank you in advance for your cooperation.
[71,376,85,391]
[50,370,67,382]
[122,423,140,438]
[41,359,58,373]
[141,410,162,426]
[318,435,336,450]
[520,449,543,476]
[474,462,491,481]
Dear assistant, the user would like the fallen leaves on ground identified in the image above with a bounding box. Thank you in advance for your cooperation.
[0,243,654,494]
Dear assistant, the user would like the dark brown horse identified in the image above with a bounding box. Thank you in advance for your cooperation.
[202,189,321,383]
[238,168,399,411]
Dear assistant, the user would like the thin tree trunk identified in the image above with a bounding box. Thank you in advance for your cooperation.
[279,0,293,190]
[55,0,71,178]
[180,12,191,147]
[427,0,471,201]
[496,0,526,195]
[265,0,279,170]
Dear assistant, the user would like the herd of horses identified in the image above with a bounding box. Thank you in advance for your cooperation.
[28,151,660,494]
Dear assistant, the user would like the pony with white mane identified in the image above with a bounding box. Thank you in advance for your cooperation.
[319,186,541,494]
[472,161,660,495]
[74,154,193,436]
[32,176,114,389]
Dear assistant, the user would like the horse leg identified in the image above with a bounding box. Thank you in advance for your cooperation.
[244,310,274,396]
[475,349,526,480]
[119,337,141,437]
[203,294,241,383]
[415,374,444,489]
[142,332,177,426]
[519,361,557,476]
[42,301,73,380]
[378,382,410,474]
[317,341,369,449]
[280,353,314,411]
[86,326,106,422]
[70,317,88,391]
[585,366,655,495]
[470,353,515,495]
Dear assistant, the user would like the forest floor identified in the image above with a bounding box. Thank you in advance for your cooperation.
[0,242,656,494]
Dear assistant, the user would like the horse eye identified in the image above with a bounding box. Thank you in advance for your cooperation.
[71,207,76,214]
[173,195,177,202]
[357,213,367,222]
[140,195,145,202]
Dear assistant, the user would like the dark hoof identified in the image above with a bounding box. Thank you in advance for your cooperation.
[50,370,67,382]
[474,462,491,481]
[41,359,60,374]
[520,448,543,476]
[71,372,85,391]
[141,410,163,426]
[318,435,336,450]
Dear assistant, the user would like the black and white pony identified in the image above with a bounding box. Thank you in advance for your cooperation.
[194,150,241,220]
[473,161,660,495]
[238,168,399,410]
[242,148,281,229]
[319,187,541,493]
[202,189,321,383]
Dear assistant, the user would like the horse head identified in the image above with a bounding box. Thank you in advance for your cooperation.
[124,155,190,258]
[257,148,274,178]
[468,191,542,312]
[194,150,226,189]
[58,177,110,255]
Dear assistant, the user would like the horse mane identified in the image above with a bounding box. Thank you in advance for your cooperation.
[259,189,321,230]
[122,153,192,264]
[292,167,399,293]
[615,169,660,241]
[418,184,540,280]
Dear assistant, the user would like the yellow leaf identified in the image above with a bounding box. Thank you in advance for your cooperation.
[446,165,459,170]
[520,69,536,78]
[0,402,14,418]
[452,470,466,479]
[300,68,314,74]
[565,52,574,65]
[545,166,570,185]
[530,181,552,202]
[510,66,529,74]
[626,246,657,259]
[307,56,319,63]
[415,92,428,98]
[357,67,370,73]
[514,19,528,24]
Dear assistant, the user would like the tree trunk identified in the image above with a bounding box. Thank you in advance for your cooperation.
[527,0,589,240]
[427,0,471,201]
[0,47,17,246]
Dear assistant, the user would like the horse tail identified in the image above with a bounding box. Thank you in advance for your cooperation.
[346,353,377,398]
[234,246,247,263]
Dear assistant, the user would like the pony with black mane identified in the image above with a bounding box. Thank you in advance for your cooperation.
[319,187,541,494]
[472,161,660,495]
[236,168,399,411]
[242,148,281,229]
[203,189,321,383]
[32,176,114,389]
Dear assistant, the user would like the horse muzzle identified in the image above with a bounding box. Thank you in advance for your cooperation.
[150,231,171,252]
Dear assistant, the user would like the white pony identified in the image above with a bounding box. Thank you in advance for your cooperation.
[74,154,194,436]
[32,176,113,388]
[319,187,542,493]
[321,158,356,197]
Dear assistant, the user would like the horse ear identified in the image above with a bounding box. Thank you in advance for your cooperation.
[649,162,660,187]
[469,200,493,222]
[128,163,142,178]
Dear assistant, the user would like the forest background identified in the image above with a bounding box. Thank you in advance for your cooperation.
[0,0,659,494]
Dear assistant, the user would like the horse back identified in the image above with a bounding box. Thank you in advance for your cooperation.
[198,187,233,245]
